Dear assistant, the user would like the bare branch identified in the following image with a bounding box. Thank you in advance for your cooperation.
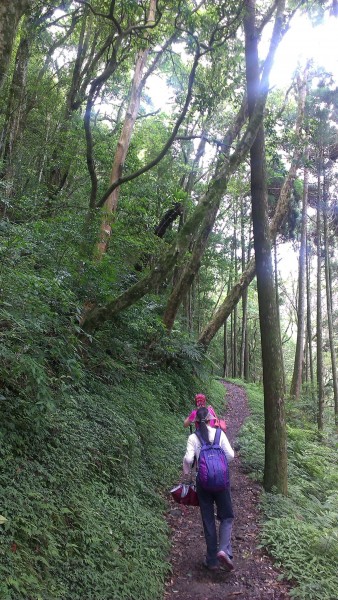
[136,108,161,120]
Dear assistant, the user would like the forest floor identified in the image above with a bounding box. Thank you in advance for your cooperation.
[164,381,292,600]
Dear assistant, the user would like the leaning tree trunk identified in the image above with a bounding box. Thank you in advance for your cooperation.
[82,0,286,332]
[244,0,287,495]
[162,103,246,331]
[197,64,308,351]
[290,148,309,400]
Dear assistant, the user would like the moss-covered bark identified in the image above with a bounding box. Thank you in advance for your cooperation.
[244,0,287,495]
[0,0,30,89]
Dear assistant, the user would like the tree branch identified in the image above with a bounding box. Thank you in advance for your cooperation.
[96,48,201,208]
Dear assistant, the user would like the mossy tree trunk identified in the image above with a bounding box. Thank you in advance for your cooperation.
[0,0,30,89]
[232,207,238,378]
[0,18,30,188]
[244,0,287,495]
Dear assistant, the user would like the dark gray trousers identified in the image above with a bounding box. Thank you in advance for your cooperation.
[196,479,234,567]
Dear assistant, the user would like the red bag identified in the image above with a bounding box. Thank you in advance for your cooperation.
[214,417,227,433]
[170,483,199,506]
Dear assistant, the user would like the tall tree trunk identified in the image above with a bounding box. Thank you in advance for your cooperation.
[174,131,208,323]
[316,161,324,431]
[0,17,31,196]
[274,240,286,393]
[46,8,93,199]
[306,239,316,409]
[323,170,338,425]
[223,271,233,378]
[97,0,157,257]
[240,197,249,379]
[223,320,228,378]
[290,149,309,400]
[0,0,30,89]
[184,131,207,199]
[244,0,287,494]
[232,209,238,378]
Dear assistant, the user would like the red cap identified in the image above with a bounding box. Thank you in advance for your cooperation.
[195,393,206,406]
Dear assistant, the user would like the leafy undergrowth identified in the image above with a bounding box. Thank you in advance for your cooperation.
[0,333,220,600]
[237,381,338,600]
[0,219,226,599]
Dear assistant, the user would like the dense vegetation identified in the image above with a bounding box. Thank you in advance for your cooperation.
[0,226,228,598]
[0,0,337,598]
[239,382,338,600]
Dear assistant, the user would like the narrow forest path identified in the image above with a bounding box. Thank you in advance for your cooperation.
[164,381,291,600]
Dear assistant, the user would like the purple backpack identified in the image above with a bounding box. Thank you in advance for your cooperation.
[195,428,229,492]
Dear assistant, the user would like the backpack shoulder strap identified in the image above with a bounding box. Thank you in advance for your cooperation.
[213,427,222,446]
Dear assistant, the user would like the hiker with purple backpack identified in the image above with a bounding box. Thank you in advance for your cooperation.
[182,406,235,571]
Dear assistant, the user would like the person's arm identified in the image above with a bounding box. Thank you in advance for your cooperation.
[220,431,235,463]
[183,435,196,474]
[183,409,196,428]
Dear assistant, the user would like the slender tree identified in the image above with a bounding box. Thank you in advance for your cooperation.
[240,195,250,380]
[306,238,316,406]
[316,156,324,430]
[316,158,324,431]
[323,169,338,424]
[290,146,309,400]
[244,0,287,494]
[232,206,238,378]
[96,0,157,256]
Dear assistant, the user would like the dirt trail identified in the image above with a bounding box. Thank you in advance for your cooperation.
[164,381,291,600]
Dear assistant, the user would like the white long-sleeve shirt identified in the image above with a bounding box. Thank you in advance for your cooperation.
[183,425,234,475]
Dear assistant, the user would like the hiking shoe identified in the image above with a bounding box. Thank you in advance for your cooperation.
[217,550,234,571]
[202,559,218,571]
